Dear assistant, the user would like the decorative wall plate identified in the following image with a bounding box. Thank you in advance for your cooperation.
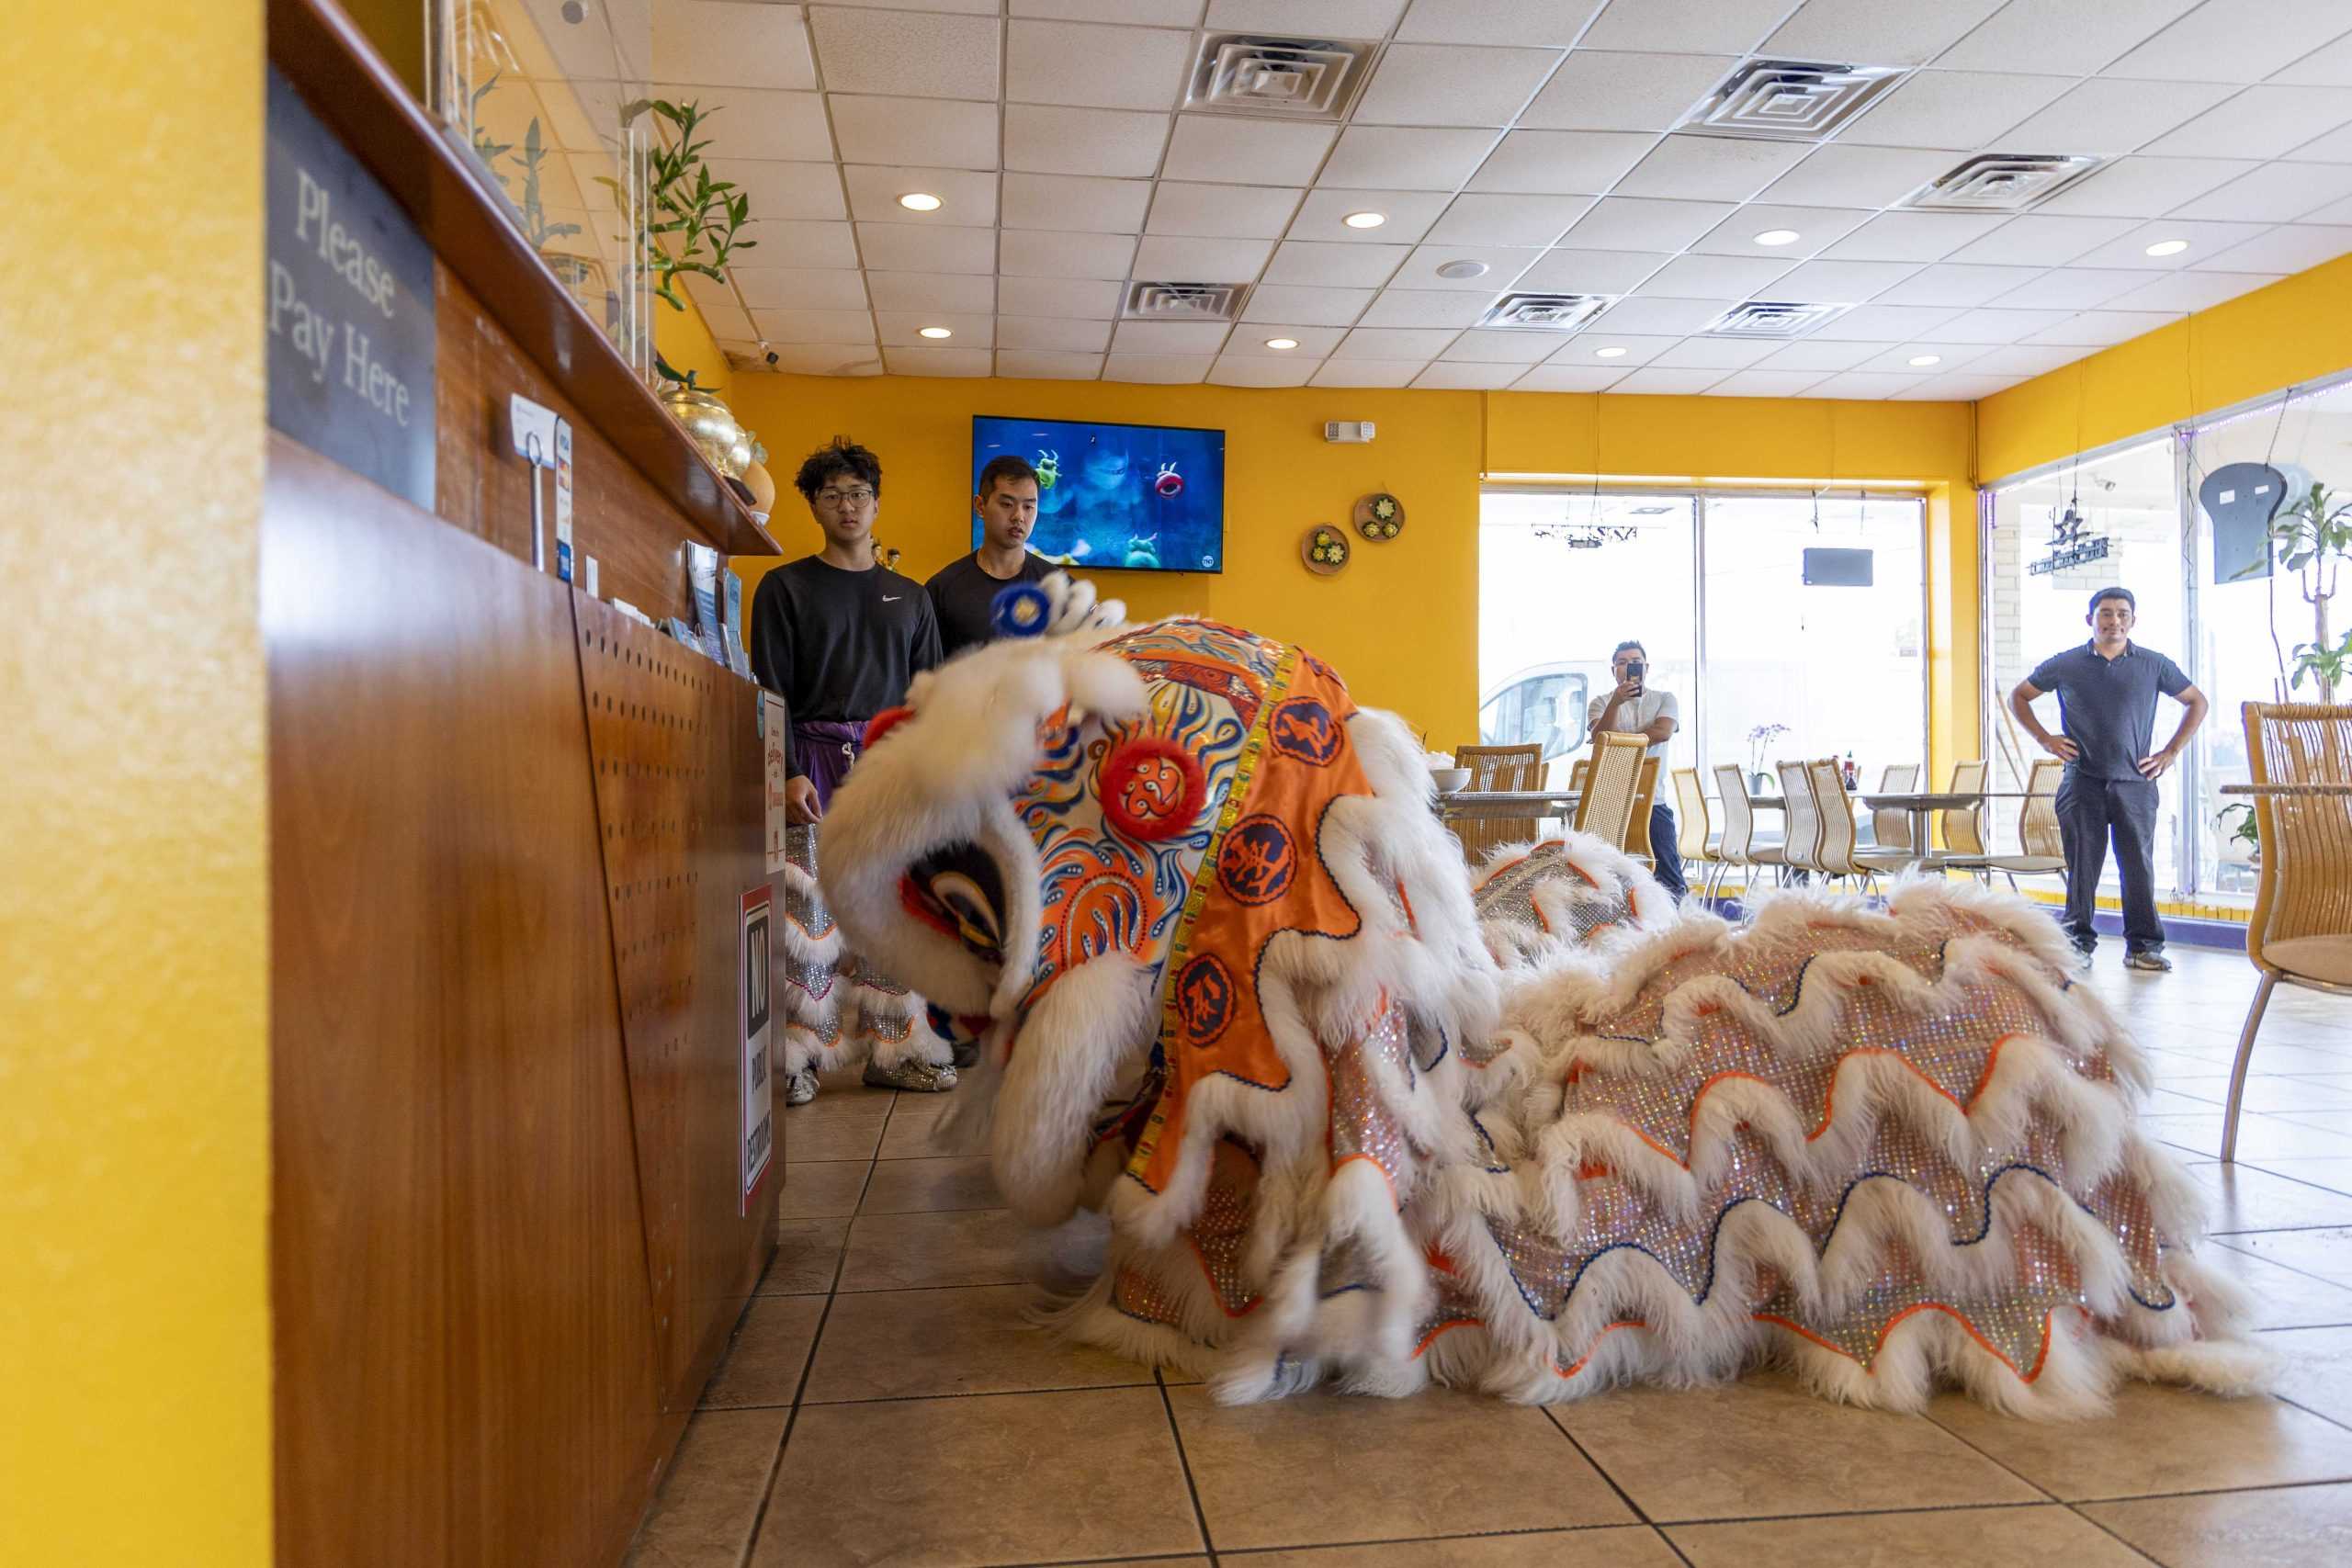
[1302,525,1351,575]
[1354,491,1405,540]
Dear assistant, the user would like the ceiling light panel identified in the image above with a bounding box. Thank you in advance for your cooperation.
[1123,282,1253,321]
[1185,33,1380,120]
[1902,154,2107,214]
[1681,58,1910,141]
[1476,292,1615,332]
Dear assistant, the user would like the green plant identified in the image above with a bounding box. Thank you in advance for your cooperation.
[627,98,755,311]
[512,118,584,257]
[653,353,714,393]
[2218,802,2260,856]
[2251,480,2352,701]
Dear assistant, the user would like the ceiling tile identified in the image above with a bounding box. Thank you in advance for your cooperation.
[1262,242,1413,288]
[1758,145,1964,210]
[1590,295,1736,333]
[745,220,860,268]
[1239,285,1376,325]
[1146,183,1306,239]
[2289,122,2352,163]
[1513,364,1630,390]
[1636,253,1793,298]
[652,0,816,90]
[2103,0,2352,83]
[996,316,1115,352]
[1943,215,2139,266]
[2167,162,2352,221]
[2275,28,2352,85]
[1763,0,2007,66]
[1871,264,2048,308]
[2143,86,2352,159]
[1649,335,1784,369]
[1752,338,1887,371]
[1688,204,1872,257]
[829,96,997,168]
[1133,235,1276,279]
[994,348,1108,379]
[2192,223,2352,273]
[1354,43,1566,128]
[1426,194,1594,247]
[710,158,847,220]
[2101,270,2283,311]
[2037,155,2261,218]
[1546,332,1681,365]
[1806,303,1965,339]
[1020,0,1204,22]
[1708,368,1832,398]
[1996,78,2237,158]
[865,271,995,312]
[1102,354,1215,383]
[1817,211,2013,263]
[1006,22,1192,111]
[1985,266,2152,309]
[1924,306,2079,343]
[1001,173,1153,234]
[999,229,1137,279]
[695,88,833,161]
[1003,107,1170,176]
[1580,0,1794,53]
[1839,72,2073,151]
[729,265,870,310]
[1765,259,1923,302]
[876,310,993,346]
[1224,325,1349,355]
[1204,0,1407,30]
[1318,127,1504,191]
[1468,130,1658,194]
[2023,310,2184,346]
[853,222,996,274]
[825,0,993,12]
[1518,51,1736,132]
[1161,118,1340,186]
[997,275,1125,316]
[1515,248,1671,292]
[883,344,994,376]
[750,306,877,344]
[808,7,998,98]
[1289,189,1454,244]
[1611,134,1814,203]
[1805,371,1926,399]
[1209,355,1319,388]
[1441,329,1563,363]
[1562,196,1739,252]
[1893,373,2020,400]
[762,344,886,375]
[1611,367,1728,394]
[2063,219,2272,270]
[1959,344,2084,376]
[1334,326,1465,359]
[1396,0,1608,45]
[1390,244,1543,291]
[1111,321,1237,355]
[1356,289,1495,327]
[840,165,997,225]
[1310,359,1430,387]
[1849,343,1993,375]
[682,280,755,340]
[1933,0,2203,75]
[1412,360,1529,389]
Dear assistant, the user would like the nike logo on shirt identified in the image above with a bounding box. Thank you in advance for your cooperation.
[882,594,901,602]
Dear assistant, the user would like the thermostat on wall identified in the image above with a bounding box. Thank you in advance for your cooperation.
[1323,420,1376,444]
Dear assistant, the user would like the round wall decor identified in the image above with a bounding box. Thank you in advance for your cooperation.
[1302,525,1351,575]
[1354,492,1405,540]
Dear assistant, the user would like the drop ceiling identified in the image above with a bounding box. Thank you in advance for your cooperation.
[532,0,2352,399]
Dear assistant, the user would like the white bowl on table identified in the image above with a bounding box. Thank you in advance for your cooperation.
[1430,767,1472,795]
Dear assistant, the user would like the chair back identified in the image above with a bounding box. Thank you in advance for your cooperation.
[1807,758,1860,875]
[2020,758,2065,857]
[1450,742,1545,860]
[1713,763,1754,863]
[1568,757,1590,793]
[1871,762,1919,850]
[1777,760,1821,874]
[1941,759,1988,856]
[1626,756,1660,859]
[1673,767,1710,860]
[1575,732,1647,852]
[2243,702,2352,979]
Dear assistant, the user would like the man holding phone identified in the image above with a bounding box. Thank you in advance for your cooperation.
[1589,638,1685,899]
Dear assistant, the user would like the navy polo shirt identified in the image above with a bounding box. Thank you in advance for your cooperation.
[2027,640,2192,781]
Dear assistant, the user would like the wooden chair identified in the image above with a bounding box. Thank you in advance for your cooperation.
[1574,732,1648,852]
[1942,758,2065,890]
[1712,762,1778,898]
[1809,756,1913,895]
[1776,760,1823,883]
[1626,756,1661,862]
[1870,762,1920,851]
[2222,703,2352,1162]
[1568,757,1591,793]
[1939,759,1990,863]
[1672,766,1715,897]
[1452,741,1544,863]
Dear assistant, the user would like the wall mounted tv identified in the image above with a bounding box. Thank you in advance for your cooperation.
[972,414,1227,574]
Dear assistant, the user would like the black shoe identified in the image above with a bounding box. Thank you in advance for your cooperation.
[2123,947,2173,973]
[951,1038,979,1070]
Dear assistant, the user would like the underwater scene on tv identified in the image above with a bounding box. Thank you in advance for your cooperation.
[972,414,1226,573]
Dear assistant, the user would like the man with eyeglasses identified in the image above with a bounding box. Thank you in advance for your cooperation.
[751,437,955,1106]
[925,454,1055,659]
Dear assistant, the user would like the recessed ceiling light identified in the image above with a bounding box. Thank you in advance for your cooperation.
[1434,259,1489,279]
[2144,238,2189,257]
[1907,354,1941,367]
[1754,229,1801,246]
[898,192,943,211]
[1595,346,1628,358]
[919,326,953,339]
[1264,337,1299,350]
[1342,210,1386,229]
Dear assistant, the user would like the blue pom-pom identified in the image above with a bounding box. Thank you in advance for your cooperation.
[989,581,1054,639]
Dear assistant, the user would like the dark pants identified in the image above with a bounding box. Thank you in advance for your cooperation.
[1649,803,1687,901]
[2055,772,2163,953]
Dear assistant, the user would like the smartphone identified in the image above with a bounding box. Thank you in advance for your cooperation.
[1625,660,1645,684]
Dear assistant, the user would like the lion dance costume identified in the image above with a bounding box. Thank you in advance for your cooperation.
[816,583,2268,1414]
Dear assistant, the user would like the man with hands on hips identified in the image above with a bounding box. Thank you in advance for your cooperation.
[2007,586,2208,973]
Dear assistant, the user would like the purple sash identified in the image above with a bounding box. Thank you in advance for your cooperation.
[793,719,865,808]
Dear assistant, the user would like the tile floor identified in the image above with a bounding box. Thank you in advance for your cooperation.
[625,943,2352,1568]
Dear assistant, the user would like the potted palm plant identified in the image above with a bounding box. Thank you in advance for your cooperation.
[2254,480,2351,701]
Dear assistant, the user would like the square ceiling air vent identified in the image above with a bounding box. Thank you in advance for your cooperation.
[1682,57,1906,141]
[1902,152,2105,211]
[1124,281,1250,321]
[1188,34,1377,119]
[1479,293,1613,332]
[1702,300,1852,339]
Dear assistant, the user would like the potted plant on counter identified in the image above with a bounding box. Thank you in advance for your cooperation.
[1747,723,1791,793]
[2255,480,2351,701]
[629,98,754,314]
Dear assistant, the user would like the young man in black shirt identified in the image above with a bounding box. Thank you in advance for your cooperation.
[751,437,955,1104]
[924,454,1055,658]
[2008,586,2209,973]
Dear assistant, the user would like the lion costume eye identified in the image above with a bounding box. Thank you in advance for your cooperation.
[899,841,1009,965]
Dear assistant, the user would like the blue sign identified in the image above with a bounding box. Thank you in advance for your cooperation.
[265,66,435,510]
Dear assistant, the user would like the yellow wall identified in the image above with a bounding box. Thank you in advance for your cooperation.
[1978,252,2352,480]
[0,6,271,1566]
[656,289,734,396]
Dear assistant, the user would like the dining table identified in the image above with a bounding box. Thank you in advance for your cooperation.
[1433,788,1583,821]
[1856,789,2035,868]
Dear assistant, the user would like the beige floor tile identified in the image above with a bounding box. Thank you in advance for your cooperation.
[2199,1235,2352,1328]
[2186,1164,2352,1234]
[777,1159,869,1220]
[1236,1525,1681,1566]
[839,1208,1108,1292]
[2143,1113,2352,1163]
[803,1284,1153,1403]
[1668,1504,2147,1567]
[2240,1158,2352,1196]
[702,1294,824,1409]
[622,1407,787,1568]
[1169,1385,1634,1551]
[859,1155,1002,1214]
[756,1387,1201,1567]
[2221,1228,2352,1288]
[1553,1375,2041,1522]
[2081,1482,2352,1566]
[879,1101,966,1159]
[2264,1325,2352,1428]
[2170,1077,2352,1112]
[762,1217,850,1295]
[1927,1383,2352,1500]
[786,1113,888,1162]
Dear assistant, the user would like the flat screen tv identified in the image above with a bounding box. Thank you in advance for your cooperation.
[972,414,1227,573]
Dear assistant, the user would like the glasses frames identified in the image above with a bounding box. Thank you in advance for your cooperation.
[816,487,876,508]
